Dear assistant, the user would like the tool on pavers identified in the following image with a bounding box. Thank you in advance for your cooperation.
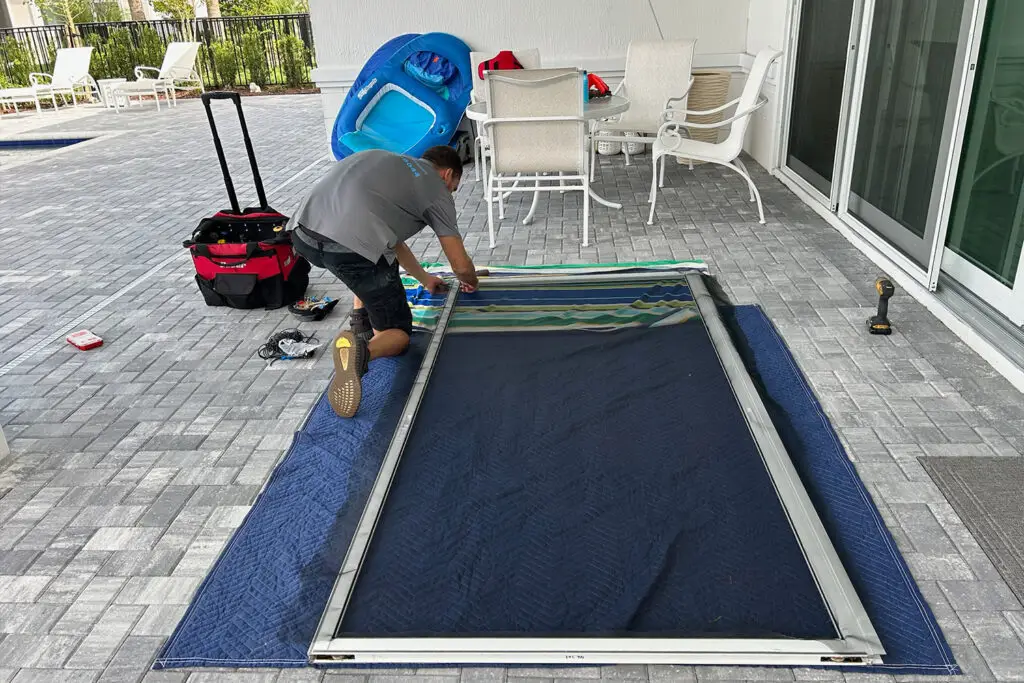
[867,278,895,335]
[67,330,103,350]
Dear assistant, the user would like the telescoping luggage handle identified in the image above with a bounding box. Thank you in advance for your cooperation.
[201,91,270,214]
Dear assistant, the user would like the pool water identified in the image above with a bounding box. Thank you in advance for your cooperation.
[0,137,92,166]
[0,137,91,150]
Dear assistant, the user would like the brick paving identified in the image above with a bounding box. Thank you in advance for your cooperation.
[0,95,1021,682]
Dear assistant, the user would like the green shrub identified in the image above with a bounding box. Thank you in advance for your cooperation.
[101,28,137,80]
[276,34,307,87]
[210,40,239,87]
[135,26,165,69]
[0,38,33,86]
[239,30,268,86]
[42,41,57,75]
[82,33,111,80]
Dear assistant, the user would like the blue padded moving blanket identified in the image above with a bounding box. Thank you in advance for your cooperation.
[153,305,959,674]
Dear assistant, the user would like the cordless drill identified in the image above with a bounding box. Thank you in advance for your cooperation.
[867,278,895,335]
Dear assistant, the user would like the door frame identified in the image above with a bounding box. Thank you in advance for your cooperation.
[777,0,995,296]
[935,0,1024,325]
[776,0,869,210]
[839,0,977,273]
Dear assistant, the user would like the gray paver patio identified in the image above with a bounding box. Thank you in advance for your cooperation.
[0,94,1022,683]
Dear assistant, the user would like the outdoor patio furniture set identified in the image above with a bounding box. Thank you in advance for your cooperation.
[0,41,204,116]
[467,42,781,245]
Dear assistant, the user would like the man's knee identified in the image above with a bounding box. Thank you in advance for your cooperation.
[368,327,411,358]
[374,327,410,344]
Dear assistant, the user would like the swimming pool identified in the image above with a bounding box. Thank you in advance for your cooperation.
[0,137,92,150]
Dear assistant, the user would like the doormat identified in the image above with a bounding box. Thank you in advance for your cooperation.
[920,457,1024,606]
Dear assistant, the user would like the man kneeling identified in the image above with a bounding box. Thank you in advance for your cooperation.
[288,146,479,418]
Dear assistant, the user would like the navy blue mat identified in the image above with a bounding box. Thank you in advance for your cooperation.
[153,305,959,674]
[339,323,836,639]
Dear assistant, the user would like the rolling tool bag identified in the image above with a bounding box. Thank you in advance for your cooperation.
[183,91,309,310]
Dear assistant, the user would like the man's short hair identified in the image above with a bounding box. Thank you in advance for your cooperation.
[422,145,463,178]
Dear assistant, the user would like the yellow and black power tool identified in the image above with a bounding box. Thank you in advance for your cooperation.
[867,278,895,335]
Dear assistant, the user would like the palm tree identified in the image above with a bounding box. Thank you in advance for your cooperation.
[128,0,146,20]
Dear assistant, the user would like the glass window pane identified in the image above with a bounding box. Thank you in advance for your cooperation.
[786,0,856,194]
[850,0,966,240]
[946,0,1024,288]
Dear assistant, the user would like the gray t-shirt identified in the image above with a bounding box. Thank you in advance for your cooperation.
[288,149,460,263]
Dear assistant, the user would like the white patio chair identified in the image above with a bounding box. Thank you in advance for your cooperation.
[0,88,44,115]
[591,40,696,177]
[647,48,783,226]
[4,47,99,112]
[469,48,541,182]
[112,42,203,112]
[482,68,590,248]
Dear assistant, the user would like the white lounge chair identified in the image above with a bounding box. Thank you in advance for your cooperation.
[112,42,204,112]
[648,48,783,226]
[482,68,590,247]
[0,47,98,114]
[0,88,44,115]
[469,48,541,182]
[591,40,696,176]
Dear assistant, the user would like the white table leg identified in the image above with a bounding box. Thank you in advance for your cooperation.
[523,177,542,225]
[589,188,622,210]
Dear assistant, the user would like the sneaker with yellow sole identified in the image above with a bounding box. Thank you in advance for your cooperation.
[328,331,370,418]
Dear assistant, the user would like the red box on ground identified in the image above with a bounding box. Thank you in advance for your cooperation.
[67,330,103,350]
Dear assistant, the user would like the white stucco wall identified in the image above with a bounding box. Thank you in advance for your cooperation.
[309,0,788,168]
[5,0,42,27]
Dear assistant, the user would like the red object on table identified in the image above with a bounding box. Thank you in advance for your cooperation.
[67,330,103,350]
[588,73,611,97]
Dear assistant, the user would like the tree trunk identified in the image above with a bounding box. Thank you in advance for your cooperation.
[128,0,147,21]
[206,0,221,18]
[64,1,78,46]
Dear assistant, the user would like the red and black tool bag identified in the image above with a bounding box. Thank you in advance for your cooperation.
[183,92,310,310]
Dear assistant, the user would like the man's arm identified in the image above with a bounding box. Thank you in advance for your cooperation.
[393,241,435,285]
[438,235,478,291]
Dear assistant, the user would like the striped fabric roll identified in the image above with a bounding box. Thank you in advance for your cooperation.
[402,261,707,333]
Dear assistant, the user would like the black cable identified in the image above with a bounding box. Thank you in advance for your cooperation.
[257,328,320,365]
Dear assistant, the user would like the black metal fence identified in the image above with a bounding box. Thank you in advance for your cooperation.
[0,25,67,84]
[0,14,316,88]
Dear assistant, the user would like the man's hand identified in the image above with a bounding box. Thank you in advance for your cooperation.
[438,235,481,293]
[423,275,448,294]
[459,273,478,293]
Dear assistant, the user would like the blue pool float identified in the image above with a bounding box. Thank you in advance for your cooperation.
[331,32,473,160]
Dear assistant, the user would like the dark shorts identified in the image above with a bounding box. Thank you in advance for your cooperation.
[292,231,412,335]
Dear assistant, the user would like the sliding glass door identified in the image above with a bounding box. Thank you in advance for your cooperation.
[844,0,975,267]
[785,0,858,199]
[943,0,1024,325]
[782,0,1023,325]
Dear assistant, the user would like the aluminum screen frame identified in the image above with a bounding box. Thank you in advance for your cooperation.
[309,271,885,666]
